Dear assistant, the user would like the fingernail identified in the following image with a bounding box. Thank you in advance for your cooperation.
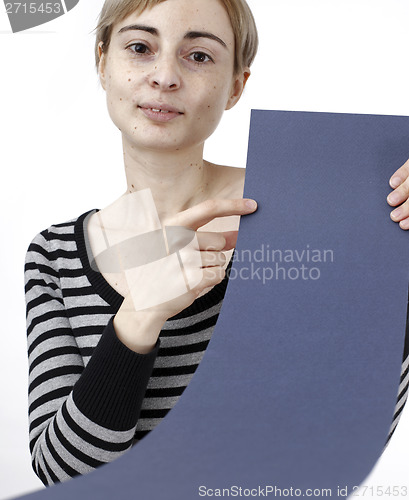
[391,209,401,219]
[400,219,409,229]
[387,193,399,204]
[245,199,257,210]
[390,177,401,189]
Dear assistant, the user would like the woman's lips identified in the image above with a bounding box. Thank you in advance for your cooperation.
[138,104,183,123]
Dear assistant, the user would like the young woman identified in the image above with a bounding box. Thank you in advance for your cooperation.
[24,0,409,488]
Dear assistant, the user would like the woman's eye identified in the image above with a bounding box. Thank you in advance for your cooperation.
[188,52,213,64]
[128,43,150,55]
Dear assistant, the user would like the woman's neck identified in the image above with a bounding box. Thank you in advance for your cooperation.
[122,139,213,221]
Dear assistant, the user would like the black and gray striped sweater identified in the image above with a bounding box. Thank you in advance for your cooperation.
[24,209,409,487]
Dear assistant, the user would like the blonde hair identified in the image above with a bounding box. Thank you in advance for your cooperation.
[93,0,258,75]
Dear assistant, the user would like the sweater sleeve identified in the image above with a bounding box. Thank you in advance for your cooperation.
[386,346,409,444]
[25,230,160,486]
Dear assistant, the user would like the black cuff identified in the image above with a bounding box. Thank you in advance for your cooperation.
[73,316,160,431]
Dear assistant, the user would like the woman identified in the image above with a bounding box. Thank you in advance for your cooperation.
[24,0,409,487]
[25,0,258,486]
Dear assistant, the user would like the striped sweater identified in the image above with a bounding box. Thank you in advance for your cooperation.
[24,209,409,486]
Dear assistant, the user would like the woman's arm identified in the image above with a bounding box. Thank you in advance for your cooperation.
[25,198,256,485]
[111,198,257,353]
[25,230,160,486]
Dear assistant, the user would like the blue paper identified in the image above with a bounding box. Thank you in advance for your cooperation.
[17,110,409,500]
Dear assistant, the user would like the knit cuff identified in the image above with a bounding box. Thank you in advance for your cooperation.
[72,316,160,431]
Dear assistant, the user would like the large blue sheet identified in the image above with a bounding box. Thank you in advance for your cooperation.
[18,110,409,500]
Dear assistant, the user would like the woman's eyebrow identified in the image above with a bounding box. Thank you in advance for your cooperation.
[117,24,158,36]
[184,31,227,49]
[117,24,227,49]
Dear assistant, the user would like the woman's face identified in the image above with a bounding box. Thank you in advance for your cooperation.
[98,0,249,154]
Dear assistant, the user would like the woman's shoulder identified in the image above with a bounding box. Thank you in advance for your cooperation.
[25,209,96,254]
[205,161,246,199]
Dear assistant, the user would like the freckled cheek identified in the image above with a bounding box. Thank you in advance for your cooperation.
[195,89,229,124]
[106,80,137,106]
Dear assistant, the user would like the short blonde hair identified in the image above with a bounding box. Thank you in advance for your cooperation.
[93,0,258,75]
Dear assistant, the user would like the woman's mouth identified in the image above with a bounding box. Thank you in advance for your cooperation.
[138,104,183,123]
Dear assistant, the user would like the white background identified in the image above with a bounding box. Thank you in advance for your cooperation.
[1,1,409,499]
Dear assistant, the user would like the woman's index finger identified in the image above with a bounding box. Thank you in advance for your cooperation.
[390,158,409,189]
[173,198,257,230]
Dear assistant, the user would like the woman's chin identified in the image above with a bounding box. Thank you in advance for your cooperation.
[122,133,204,155]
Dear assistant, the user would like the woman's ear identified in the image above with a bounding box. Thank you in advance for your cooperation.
[98,41,107,91]
[225,68,251,111]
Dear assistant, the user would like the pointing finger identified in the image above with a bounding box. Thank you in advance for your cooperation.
[173,198,257,230]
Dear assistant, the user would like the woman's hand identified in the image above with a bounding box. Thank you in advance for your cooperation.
[113,198,257,353]
[388,159,409,230]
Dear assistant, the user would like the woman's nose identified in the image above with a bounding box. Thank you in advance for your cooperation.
[148,56,181,91]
